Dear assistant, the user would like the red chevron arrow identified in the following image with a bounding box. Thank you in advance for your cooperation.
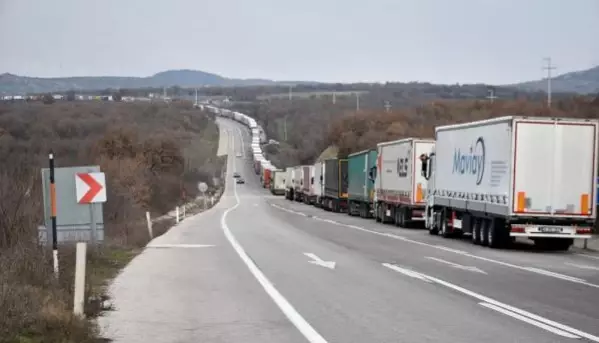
[77,173,103,204]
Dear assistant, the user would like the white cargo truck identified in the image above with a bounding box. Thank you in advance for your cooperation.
[284,167,296,200]
[313,161,325,207]
[271,169,286,195]
[301,165,316,204]
[374,138,435,227]
[420,116,598,250]
[293,165,308,202]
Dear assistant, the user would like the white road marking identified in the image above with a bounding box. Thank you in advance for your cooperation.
[565,262,599,271]
[221,133,329,343]
[269,203,599,289]
[304,253,336,269]
[382,263,432,283]
[426,256,487,274]
[382,263,599,341]
[524,267,587,283]
[147,244,215,249]
[478,302,580,339]
[576,253,599,261]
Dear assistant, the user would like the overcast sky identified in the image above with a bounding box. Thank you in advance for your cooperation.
[1,0,598,85]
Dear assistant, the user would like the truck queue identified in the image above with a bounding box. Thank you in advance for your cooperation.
[203,104,598,252]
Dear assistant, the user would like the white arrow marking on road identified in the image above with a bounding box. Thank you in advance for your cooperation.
[304,253,336,270]
[147,244,215,249]
[382,263,433,283]
[426,257,487,274]
[565,262,599,271]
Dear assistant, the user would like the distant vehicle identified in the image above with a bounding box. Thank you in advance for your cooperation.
[233,172,240,178]
[236,178,245,184]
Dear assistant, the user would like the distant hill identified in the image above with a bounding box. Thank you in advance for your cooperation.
[511,65,599,94]
[0,69,312,94]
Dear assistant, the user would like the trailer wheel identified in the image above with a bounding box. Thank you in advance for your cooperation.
[488,219,507,249]
[346,201,353,216]
[375,204,382,222]
[472,218,482,245]
[396,207,407,228]
[331,199,339,213]
[479,219,490,246]
[440,216,452,238]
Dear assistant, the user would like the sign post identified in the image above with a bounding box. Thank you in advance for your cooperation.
[198,182,208,209]
[49,152,59,279]
[41,165,106,245]
[75,172,107,246]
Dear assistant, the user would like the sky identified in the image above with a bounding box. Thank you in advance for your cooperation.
[1,0,598,85]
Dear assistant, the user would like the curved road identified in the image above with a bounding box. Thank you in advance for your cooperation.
[101,118,599,343]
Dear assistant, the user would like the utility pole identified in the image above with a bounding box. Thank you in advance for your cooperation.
[486,87,498,103]
[195,88,198,105]
[332,91,336,104]
[356,93,360,111]
[283,116,287,141]
[384,101,391,113]
[543,57,556,108]
[288,85,293,102]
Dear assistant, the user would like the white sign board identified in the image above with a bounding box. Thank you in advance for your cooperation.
[75,172,107,204]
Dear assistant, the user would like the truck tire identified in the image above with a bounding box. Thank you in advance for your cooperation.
[332,199,339,213]
[487,219,507,249]
[472,218,482,245]
[440,216,452,238]
[347,201,354,216]
[480,219,490,246]
[396,207,407,228]
[375,205,382,222]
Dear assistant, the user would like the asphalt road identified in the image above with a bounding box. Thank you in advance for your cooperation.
[101,118,599,343]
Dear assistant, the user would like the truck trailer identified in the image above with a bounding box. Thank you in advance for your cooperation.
[347,149,378,218]
[262,168,272,189]
[420,116,598,250]
[270,169,286,195]
[284,167,296,200]
[301,165,316,204]
[322,158,349,212]
[374,138,435,227]
[313,161,325,207]
[293,165,309,202]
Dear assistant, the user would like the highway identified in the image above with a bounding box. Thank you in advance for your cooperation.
[100,118,599,343]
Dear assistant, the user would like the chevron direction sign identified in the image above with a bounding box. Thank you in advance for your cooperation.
[76,172,107,204]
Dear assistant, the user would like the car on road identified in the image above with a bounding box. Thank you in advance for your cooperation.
[233,172,240,178]
[236,178,245,184]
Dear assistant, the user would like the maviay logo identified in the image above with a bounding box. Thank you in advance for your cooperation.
[453,137,485,185]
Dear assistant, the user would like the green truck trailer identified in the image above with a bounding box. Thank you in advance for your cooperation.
[347,149,378,218]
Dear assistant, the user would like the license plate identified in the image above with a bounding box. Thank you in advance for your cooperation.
[539,227,562,233]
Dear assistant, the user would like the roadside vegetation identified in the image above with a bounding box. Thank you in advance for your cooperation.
[0,101,224,342]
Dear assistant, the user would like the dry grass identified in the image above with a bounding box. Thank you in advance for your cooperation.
[0,101,224,342]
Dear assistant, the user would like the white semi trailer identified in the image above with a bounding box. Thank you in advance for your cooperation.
[420,116,598,250]
[284,167,296,200]
[374,138,435,227]
[313,161,326,207]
